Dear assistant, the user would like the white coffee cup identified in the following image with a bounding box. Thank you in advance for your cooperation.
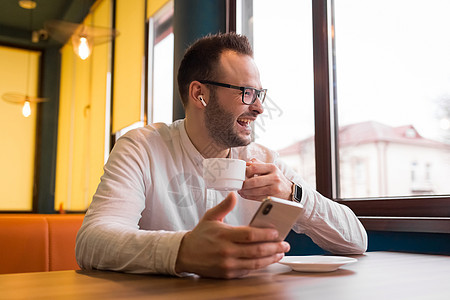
[203,158,246,191]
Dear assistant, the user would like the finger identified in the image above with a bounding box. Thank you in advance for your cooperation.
[240,172,291,199]
[237,252,285,271]
[225,226,279,243]
[238,189,269,201]
[248,157,263,164]
[246,161,277,178]
[235,241,291,258]
[240,176,280,197]
[213,252,284,278]
[203,192,237,222]
[242,175,273,190]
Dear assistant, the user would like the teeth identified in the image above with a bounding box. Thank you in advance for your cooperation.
[238,118,252,124]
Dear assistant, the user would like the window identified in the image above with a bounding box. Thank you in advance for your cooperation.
[0,46,40,211]
[237,0,450,232]
[411,161,417,182]
[334,0,450,199]
[238,0,316,187]
[425,163,431,181]
[147,1,174,124]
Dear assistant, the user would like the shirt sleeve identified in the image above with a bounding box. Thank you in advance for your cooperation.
[75,133,186,275]
[275,159,368,254]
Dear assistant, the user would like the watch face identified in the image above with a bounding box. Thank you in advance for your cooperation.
[294,185,302,202]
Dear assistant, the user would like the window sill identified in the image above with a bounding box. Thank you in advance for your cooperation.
[358,217,450,234]
[337,197,450,233]
[337,197,450,217]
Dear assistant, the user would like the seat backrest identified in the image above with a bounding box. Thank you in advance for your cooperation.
[0,214,84,274]
[46,215,84,271]
[0,215,49,274]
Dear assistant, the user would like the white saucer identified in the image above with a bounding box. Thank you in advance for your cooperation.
[278,255,357,272]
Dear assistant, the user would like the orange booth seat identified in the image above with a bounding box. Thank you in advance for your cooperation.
[0,214,84,274]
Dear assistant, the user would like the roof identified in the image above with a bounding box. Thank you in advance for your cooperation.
[277,121,449,155]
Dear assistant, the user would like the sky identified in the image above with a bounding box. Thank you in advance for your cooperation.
[250,0,450,150]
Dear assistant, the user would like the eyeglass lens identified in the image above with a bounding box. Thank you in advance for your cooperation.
[243,88,266,104]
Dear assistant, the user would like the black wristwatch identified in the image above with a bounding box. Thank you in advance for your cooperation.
[291,183,303,204]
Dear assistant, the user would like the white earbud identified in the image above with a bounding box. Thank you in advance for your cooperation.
[199,95,207,107]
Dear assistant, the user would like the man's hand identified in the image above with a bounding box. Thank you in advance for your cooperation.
[238,158,292,201]
[175,192,290,279]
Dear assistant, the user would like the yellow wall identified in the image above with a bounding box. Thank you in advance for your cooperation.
[0,46,40,210]
[1,0,167,211]
[55,0,111,211]
[147,0,171,18]
[112,0,146,132]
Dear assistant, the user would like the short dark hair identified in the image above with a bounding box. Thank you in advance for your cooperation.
[177,32,253,107]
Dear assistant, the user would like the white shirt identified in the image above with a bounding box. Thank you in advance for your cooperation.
[76,119,367,275]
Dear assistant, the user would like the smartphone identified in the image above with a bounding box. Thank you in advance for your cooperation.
[249,197,303,241]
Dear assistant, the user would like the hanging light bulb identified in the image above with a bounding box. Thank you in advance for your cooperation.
[72,34,92,60]
[0,1,47,117]
[78,36,91,60]
[18,0,37,9]
[22,100,31,117]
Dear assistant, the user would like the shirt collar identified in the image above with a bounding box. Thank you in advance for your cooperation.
[178,119,205,166]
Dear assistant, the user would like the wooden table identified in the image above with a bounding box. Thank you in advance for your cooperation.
[1,252,449,300]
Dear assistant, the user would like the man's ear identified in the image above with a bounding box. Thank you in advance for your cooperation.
[189,81,207,108]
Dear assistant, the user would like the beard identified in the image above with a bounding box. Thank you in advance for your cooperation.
[204,92,251,148]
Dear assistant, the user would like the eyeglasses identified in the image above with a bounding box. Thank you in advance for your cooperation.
[199,80,267,105]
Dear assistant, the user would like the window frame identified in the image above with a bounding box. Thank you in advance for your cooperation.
[231,0,450,233]
[311,0,450,233]
[145,0,174,125]
[0,43,43,213]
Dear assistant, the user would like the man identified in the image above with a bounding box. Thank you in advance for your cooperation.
[76,33,367,279]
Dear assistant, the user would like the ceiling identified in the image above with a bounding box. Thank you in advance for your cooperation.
[0,0,95,49]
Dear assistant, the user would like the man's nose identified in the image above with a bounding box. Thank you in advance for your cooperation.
[249,97,264,115]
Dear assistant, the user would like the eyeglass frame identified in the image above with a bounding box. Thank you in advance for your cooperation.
[198,80,267,105]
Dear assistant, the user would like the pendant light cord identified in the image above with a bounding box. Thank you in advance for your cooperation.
[25,7,33,98]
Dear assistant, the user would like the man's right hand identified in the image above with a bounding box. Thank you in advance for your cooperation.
[174,192,290,279]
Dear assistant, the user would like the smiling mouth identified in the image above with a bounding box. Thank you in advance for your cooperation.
[237,118,253,128]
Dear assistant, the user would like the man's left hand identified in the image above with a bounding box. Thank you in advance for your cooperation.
[238,158,292,201]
